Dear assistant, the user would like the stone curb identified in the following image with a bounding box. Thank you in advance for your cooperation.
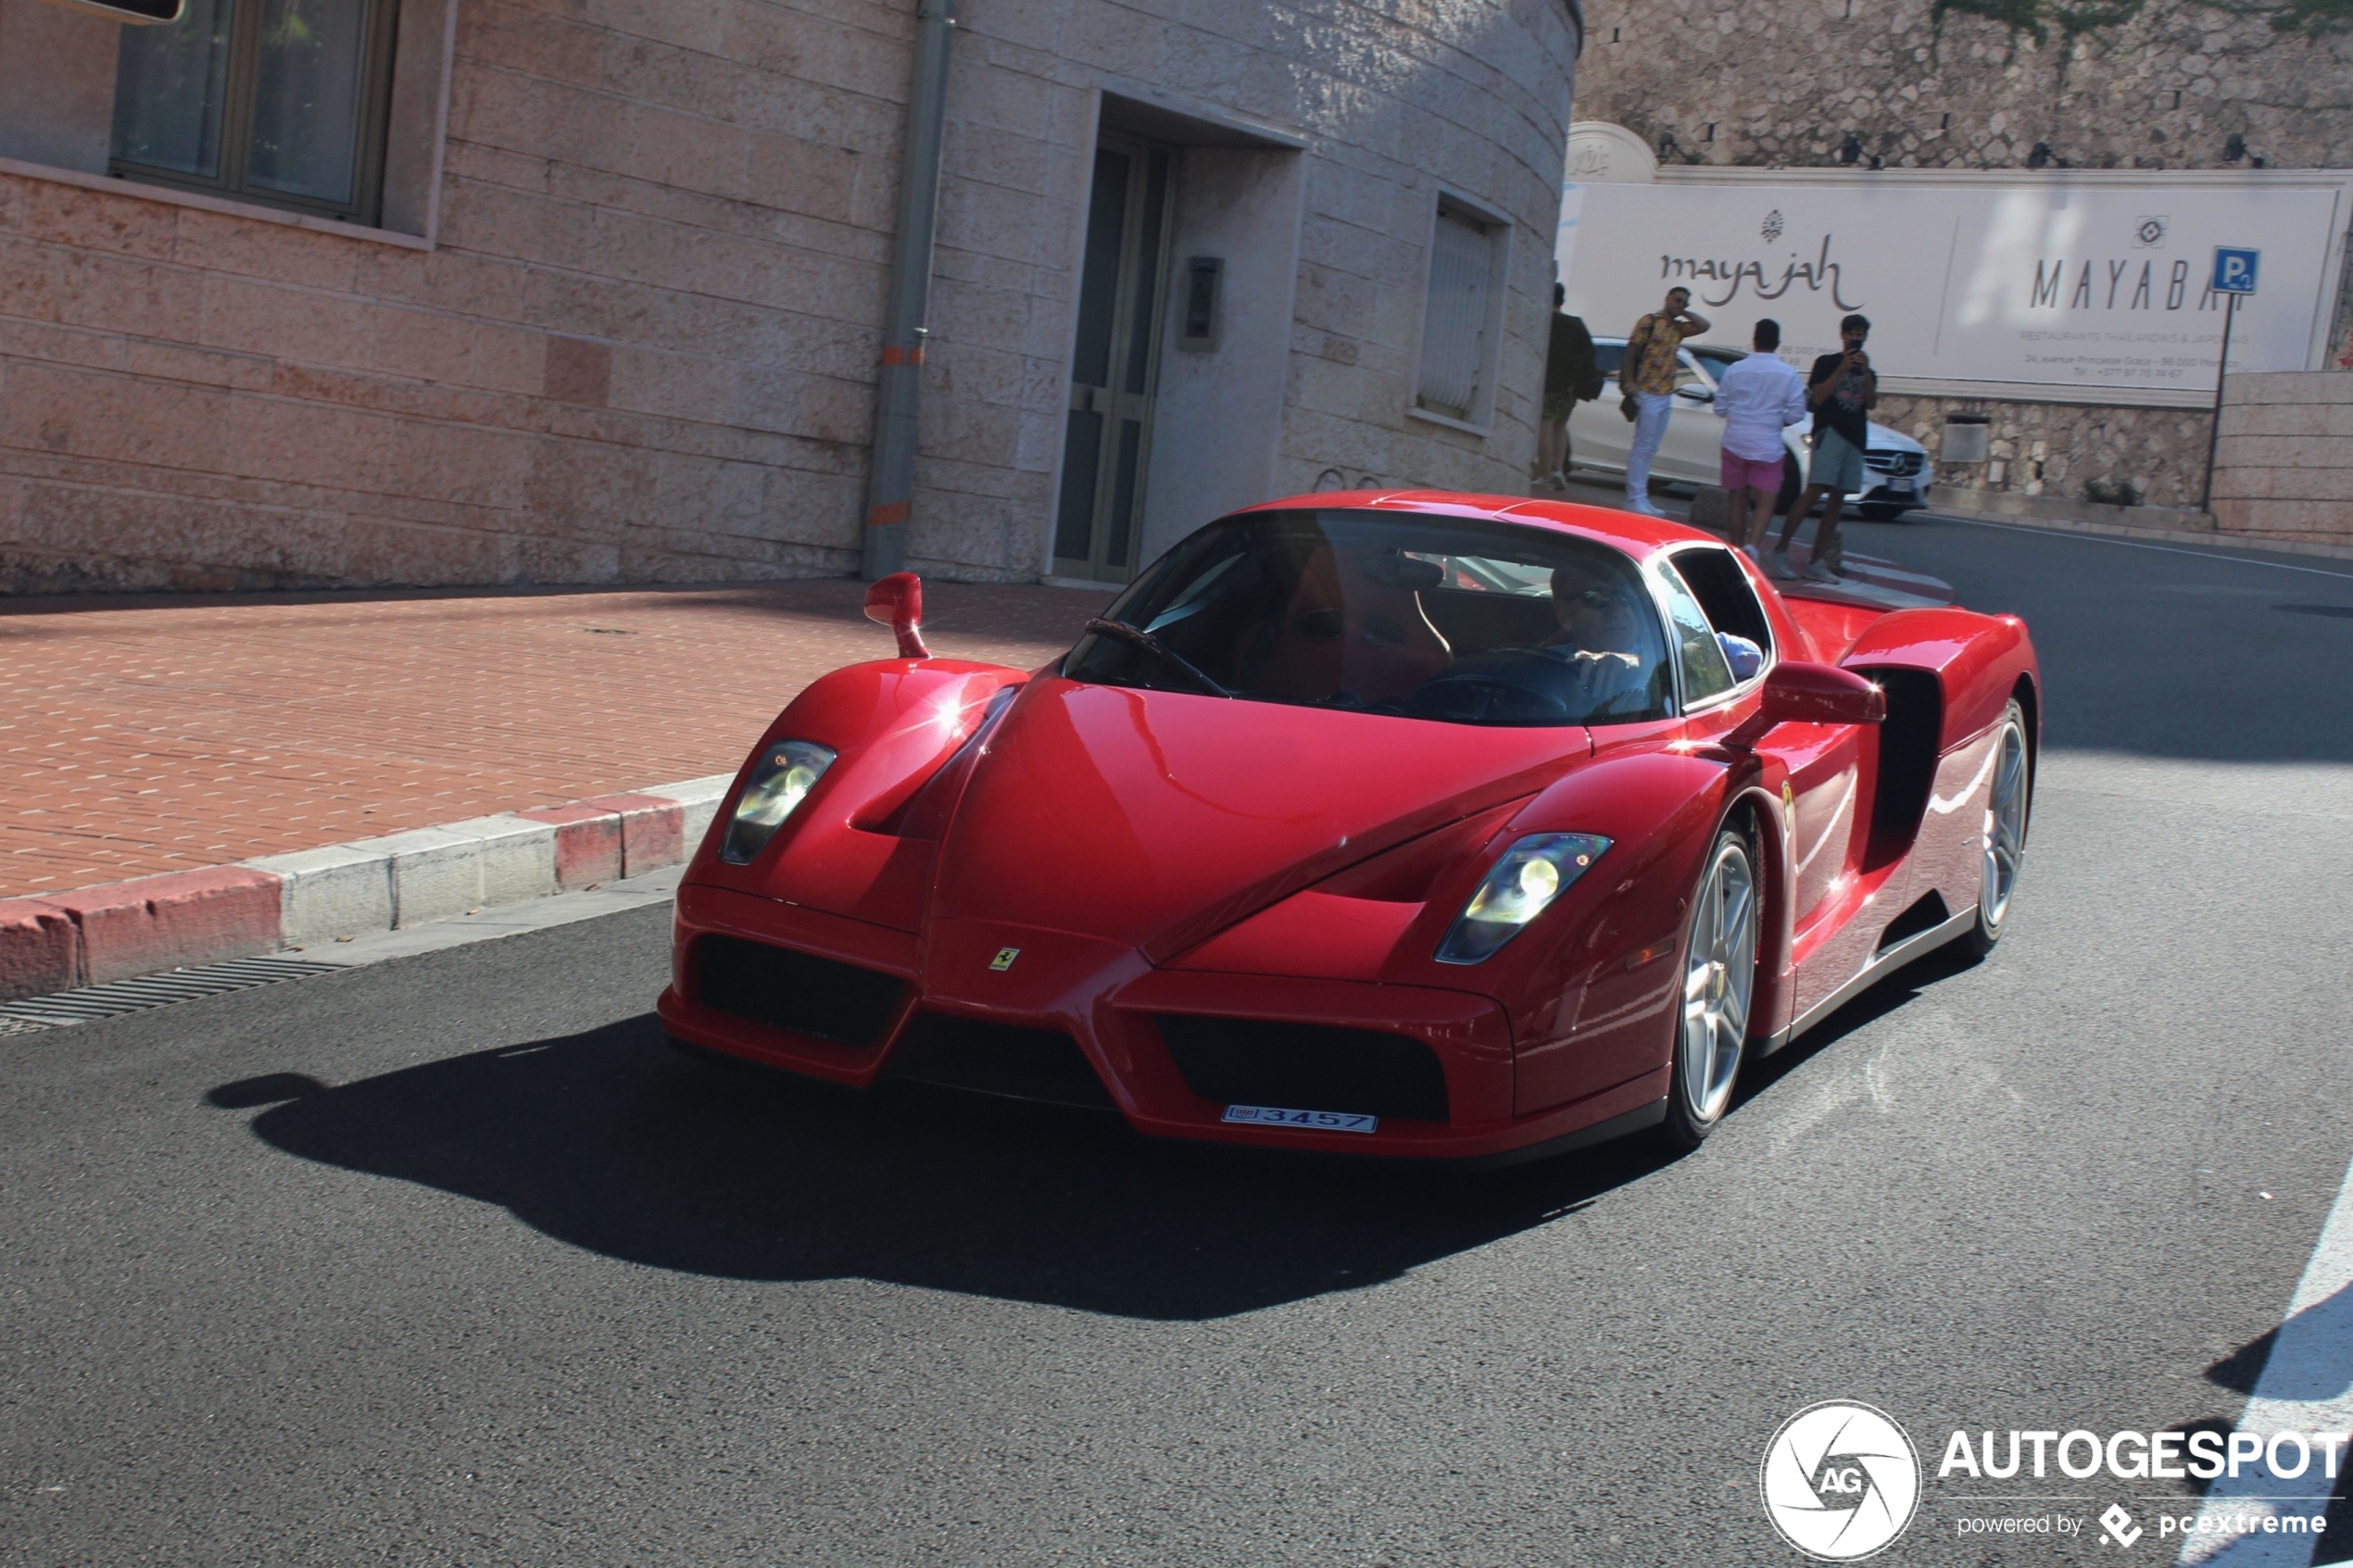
[0,773,736,1001]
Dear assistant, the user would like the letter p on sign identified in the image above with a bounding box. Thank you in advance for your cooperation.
[2212,247,2260,295]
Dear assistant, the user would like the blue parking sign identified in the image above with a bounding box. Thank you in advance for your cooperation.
[2211,247,2260,295]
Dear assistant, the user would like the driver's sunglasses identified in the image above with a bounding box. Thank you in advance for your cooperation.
[1563,587,1611,608]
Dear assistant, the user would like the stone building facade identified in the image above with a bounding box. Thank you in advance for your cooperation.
[1570,0,2352,513]
[0,0,1581,595]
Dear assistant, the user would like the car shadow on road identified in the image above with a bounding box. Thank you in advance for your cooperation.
[207,1020,1677,1321]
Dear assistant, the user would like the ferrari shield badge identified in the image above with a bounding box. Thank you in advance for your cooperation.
[988,947,1020,972]
[1780,780,1796,832]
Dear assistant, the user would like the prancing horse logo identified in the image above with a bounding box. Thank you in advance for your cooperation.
[989,947,1021,972]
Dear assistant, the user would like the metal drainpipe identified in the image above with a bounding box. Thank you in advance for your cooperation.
[860,0,957,581]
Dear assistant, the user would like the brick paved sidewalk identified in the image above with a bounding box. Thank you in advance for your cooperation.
[0,579,1113,901]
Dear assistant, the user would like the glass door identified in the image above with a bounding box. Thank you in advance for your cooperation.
[1053,134,1175,583]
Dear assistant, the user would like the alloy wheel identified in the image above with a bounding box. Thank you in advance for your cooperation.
[1680,836,1758,1127]
[1981,721,2028,930]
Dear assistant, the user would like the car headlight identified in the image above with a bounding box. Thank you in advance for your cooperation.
[1435,833,1611,964]
[719,740,837,864]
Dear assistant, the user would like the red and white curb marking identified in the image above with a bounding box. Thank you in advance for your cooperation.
[0,774,732,1003]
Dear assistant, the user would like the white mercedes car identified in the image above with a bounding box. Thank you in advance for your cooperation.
[1567,338,1931,521]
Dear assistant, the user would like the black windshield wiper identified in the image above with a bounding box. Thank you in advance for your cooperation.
[1081,618,1233,698]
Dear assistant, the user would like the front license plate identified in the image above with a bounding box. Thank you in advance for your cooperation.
[1889,478,1914,492]
[1222,1104,1378,1135]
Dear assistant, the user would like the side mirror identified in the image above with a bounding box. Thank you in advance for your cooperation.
[863,571,930,659]
[1726,661,1884,746]
[1675,383,1714,402]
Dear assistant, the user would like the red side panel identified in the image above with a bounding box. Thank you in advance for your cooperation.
[1842,608,2035,750]
[1780,597,1888,663]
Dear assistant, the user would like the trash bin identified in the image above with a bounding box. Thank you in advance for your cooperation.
[1941,415,1991,466]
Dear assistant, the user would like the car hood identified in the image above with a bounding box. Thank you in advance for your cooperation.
[931,678,1585,962]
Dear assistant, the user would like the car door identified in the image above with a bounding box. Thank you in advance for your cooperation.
[1571,341,1714,483]
[1515,558,1747,1117]
[1665,546,1867,928]
[1567,338,1633,477]
[1655,350,1725,484]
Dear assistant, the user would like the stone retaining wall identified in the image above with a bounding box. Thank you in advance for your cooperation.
[1573,0,2353,183]
[2209,371,2353,548]
[1875,395,2219,510]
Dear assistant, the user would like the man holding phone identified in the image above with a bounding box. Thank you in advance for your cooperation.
[1768,313,1876,583]
[1618,286,1710,518]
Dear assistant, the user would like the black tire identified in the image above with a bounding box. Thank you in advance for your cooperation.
[1959,700,2032,959]
[1659,822,1763,1151]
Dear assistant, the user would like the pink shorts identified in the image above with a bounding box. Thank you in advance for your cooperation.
[1720,451,1783,494]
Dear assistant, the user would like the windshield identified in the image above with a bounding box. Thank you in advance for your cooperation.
[1063,510,1674,726]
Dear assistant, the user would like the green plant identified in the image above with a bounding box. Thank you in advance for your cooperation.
[1931,0,2145,40]
[2250,0,2353,31]
[1933,0,2349,37]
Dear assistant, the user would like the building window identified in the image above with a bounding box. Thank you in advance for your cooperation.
[110,0,399,223]
[1415,196,1507,427]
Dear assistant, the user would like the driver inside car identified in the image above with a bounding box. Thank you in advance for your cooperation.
[1547,561,1766,696]
[1541,564,1651,712]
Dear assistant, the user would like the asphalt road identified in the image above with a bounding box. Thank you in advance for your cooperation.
[6,519,2353,1567]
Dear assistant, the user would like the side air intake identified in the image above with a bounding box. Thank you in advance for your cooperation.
[692,935,906,1047]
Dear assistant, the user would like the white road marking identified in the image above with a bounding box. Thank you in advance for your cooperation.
[2177,1154,2353,1565]
[1931,517,2353,582]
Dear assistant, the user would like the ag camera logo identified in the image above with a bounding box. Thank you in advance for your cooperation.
[1761,1401,1921,1561]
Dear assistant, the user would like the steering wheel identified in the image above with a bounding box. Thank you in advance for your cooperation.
[1400,646,1579,724]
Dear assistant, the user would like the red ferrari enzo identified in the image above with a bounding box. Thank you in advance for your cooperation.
[658,493,2037,1161]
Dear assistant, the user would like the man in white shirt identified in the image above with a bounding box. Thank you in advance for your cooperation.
[1709,319,1809,558]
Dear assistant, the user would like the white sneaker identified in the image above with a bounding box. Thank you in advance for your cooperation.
[1763,551,1795,580]
[1803,559,1843,583]
[1625,497,1666,518]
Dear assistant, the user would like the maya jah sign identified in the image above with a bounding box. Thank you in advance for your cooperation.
[1559,180,2344,399]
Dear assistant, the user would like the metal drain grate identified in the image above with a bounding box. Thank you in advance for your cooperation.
[0,956,348,1035]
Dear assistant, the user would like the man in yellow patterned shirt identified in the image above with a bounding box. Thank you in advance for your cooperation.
[1619,285,1709,517]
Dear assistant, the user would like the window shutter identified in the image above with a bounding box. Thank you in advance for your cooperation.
[1416,207,1493,421]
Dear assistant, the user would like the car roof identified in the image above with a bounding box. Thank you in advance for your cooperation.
[1232,490,1718,561]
